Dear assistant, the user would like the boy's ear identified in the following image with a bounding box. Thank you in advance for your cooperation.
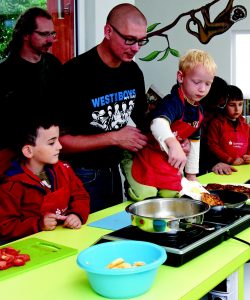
[22,145,33,159]
[177,71,184,84]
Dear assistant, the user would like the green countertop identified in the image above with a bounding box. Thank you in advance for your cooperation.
[198,164,250,185]
[1,165,250,300]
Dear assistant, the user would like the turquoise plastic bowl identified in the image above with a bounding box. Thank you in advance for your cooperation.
[77,240,167,299]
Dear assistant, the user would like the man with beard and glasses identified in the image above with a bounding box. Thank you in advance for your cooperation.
[0,7,62,175]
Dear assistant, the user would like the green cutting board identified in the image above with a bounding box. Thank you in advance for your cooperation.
[0,237,78,281]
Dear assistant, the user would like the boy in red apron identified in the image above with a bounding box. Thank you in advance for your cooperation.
[121,49,217,201]
[207,85,250,166]
[0,118,90,243]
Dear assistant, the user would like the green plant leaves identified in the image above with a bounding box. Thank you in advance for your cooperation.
[139,47,180,62]
[140,22,181,62]
[147,23,161,33]
[157,48,170,61]
[169,48,180,57]
[139,50,162,61]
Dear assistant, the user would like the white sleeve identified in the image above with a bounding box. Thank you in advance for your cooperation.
[150,118,175,141]
[185,140,200,174]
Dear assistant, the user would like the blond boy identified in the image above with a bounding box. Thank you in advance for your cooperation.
[122,49,217,200]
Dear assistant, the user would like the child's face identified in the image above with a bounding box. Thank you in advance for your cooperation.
[31,125,62,166]
[225,100,243,120]
[177,65,214,104]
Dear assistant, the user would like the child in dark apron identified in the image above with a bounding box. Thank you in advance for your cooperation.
[121,49,217,201]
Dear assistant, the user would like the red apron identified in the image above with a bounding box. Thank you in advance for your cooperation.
[40,186,70,215]
[132,89,203,191]
[40,164,71,215]
[219,124,248,159]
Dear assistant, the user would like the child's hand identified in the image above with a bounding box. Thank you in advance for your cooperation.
[180,138,191,155]
[63,214,82,229]
[232,157,244,165]
[185,173,197,181]
[243,155,250,164]
[166,137,187,174]
[41,213,67,231]
[212,162,237,175]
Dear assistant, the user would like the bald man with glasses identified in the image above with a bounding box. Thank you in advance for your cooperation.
[0,7,62,174]
[108,23,149,47]
[60,3,149,213]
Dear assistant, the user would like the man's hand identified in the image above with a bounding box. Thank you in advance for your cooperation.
[113,125,147,152]
[212,162,237,175]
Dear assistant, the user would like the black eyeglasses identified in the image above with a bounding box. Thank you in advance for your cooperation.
[34,30,57,38]
[109,24,149,46]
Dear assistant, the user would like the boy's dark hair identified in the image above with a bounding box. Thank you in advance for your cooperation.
[200,76,228,111]
[11,116,59,157]
[6,7,52,56]
[227,85,243,101]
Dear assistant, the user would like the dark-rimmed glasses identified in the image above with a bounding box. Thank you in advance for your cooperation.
[109,24,148,46]
[34,30,57,38]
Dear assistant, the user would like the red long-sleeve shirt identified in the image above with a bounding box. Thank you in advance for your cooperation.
[207,115,250,164]
[0,161,90,242]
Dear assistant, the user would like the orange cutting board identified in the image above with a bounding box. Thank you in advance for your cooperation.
[0,237,78,281]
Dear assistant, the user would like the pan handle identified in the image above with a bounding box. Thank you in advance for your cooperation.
[231,206,250,215]
[179,222,215,231]
[211,204,250,214]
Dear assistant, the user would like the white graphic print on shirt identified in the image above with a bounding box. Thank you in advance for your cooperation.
[90,100,135,130]
[90,88,136,131]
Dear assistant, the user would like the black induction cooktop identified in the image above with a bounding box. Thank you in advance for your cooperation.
[94,210,250,267]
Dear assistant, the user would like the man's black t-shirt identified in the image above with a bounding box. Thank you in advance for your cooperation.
[61,47,147,168]
[0,53,62,148]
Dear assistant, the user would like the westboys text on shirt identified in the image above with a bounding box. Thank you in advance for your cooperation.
[91,89,136,108]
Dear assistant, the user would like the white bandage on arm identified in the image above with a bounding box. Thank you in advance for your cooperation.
[150,118,175,141]
[185,140,200,174]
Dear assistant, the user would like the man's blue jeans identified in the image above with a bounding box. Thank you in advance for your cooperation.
[74,165,123,213]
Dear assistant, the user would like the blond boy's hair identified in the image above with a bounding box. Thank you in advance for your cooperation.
[179,49,217,76]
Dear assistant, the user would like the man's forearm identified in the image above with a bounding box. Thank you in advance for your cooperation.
[59,131,116,154]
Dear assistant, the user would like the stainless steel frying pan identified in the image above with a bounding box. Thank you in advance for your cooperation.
[125,198,210,233]
[209,190,249,212]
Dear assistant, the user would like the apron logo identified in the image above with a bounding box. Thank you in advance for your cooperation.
[40,180,51,189]
[192,121,199,128]
[55,207,67,216]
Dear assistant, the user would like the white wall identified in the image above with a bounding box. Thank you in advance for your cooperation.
[77,0,134,54]
[77,0,250,95]
[135,0,250,95]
